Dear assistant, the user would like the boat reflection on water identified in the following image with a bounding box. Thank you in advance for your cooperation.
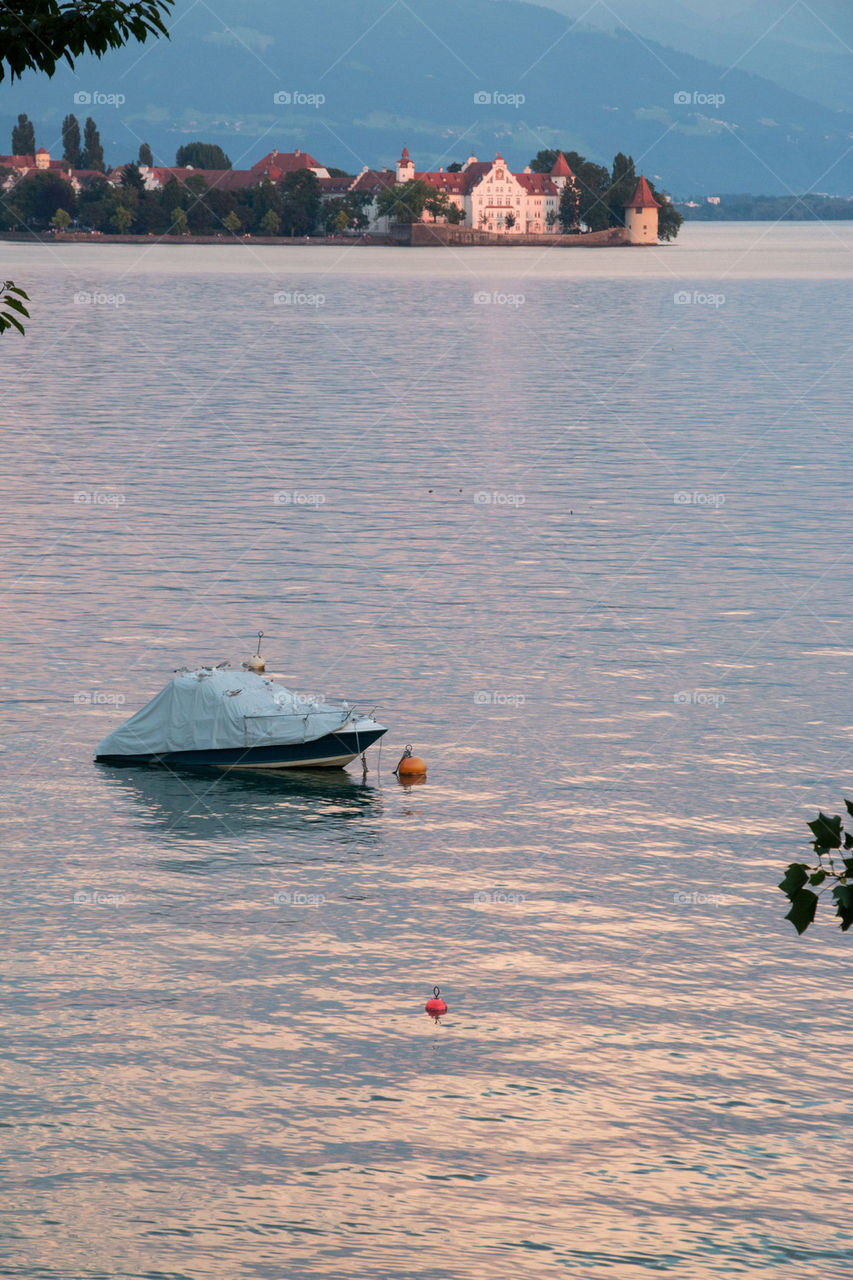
[98,761,383,844]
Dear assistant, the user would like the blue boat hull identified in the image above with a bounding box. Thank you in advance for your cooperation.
[95,726,386,770]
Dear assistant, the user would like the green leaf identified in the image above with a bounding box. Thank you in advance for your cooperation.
[778,863,809,900]
[809,869,827,886]
[785,888,819,935]
[808,812,842,849]
[844,799,853,818]
[843,858,853,876]
[0,311,25,334]
[832,884,853,931]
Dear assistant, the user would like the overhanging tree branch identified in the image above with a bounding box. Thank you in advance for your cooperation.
[0,2,173,81]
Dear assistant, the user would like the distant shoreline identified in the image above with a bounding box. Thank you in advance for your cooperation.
[0,232,395,246]
[0,227,642,248]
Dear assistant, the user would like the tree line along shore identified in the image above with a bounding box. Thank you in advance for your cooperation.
[1,115,682,241]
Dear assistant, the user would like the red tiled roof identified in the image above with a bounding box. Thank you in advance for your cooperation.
[550,152,574,177]
[416,171,467,194]
[249,150,322,174]
[516,173,558,194]
[458,161,492,191]
[625,175,660,209]
[0,154,35,167]
[350,169,396,193]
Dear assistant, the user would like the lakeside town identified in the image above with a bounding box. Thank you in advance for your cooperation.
[0,113,680,244]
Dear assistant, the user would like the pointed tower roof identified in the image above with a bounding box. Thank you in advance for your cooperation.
[400,146,411,162]
[550,152,573,177]
[625,175,660,209]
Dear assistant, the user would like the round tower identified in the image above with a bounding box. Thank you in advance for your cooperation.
[624,175,660,245]
[549,151,573,193]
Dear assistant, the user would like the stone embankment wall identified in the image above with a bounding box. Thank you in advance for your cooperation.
[400,224,629,247]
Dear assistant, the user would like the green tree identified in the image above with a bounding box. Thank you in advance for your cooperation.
[14,171,77,229]
[61,113,81,167]
[160,176,182,212]
[223,210,241,234]
[647,181,683,241]
[446,203,465,225]
[608,152,636,225]
[504,211,516,230]
[81,117,104,171]
[175,141,231,169]
[779,807,853,935]
[573,159,611,231]
[170,206,189,234]
[558,180,580,231]
[376,178,437,225]
[114,204,133,233]
[11,112,35,155]
[74,173,113,230]
[279,168,320,236]
[121,162,144,190]
[423,188,451,221]
[252,177,282,230]
[333,208,349,234]
[260,207,281,235]
[138,141,153,167]
[529,149,560,174]
[0,2,173,81]
[51,207,71,230]
[0,280,29,334]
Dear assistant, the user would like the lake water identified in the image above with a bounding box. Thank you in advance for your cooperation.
[3,223,853,1278]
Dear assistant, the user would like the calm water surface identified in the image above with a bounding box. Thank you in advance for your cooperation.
[2,224,852,1278]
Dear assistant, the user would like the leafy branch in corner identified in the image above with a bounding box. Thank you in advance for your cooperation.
[0,2,173,81]
[0,280,30,334]
[779,805,853,935]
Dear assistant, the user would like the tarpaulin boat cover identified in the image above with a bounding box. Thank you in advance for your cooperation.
[96,668,353,757]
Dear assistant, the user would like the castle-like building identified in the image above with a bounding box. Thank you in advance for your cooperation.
[385,147,660,242]
[393,146,568,235]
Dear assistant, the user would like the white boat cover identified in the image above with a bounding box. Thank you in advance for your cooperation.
[95,668,368,757]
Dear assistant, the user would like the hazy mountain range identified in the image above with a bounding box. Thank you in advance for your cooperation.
[520,0,853,113]
[2,0,852,196]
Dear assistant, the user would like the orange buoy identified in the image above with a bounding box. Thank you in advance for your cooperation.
[395,744,427,777]
[425,986,447,1018]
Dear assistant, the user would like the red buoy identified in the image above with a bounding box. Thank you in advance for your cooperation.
[425,986,447,1017]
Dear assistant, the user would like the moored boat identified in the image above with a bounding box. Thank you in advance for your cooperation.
[95,662,386,771]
